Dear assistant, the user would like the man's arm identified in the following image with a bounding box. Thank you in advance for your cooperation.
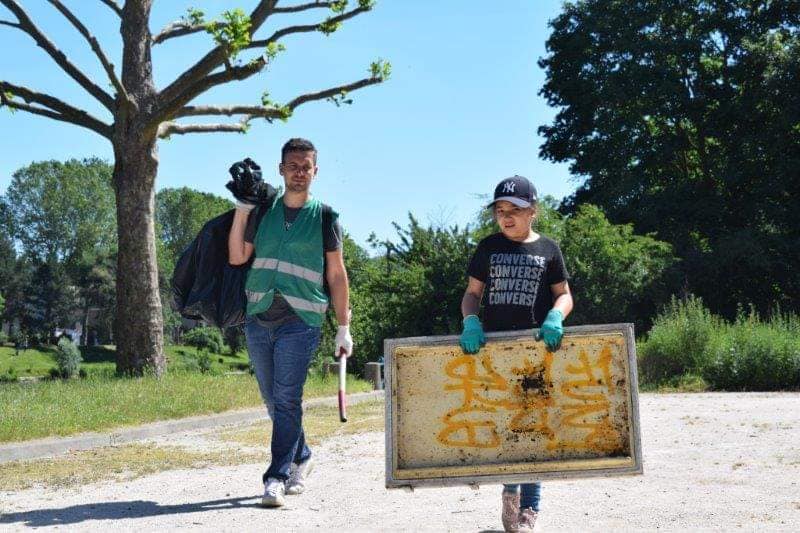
[550,280,573,319]
[325,248,350,326]
[228,207,255,265]
[461,276,485,317]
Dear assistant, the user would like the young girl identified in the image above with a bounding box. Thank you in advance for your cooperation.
[460,175,573,532]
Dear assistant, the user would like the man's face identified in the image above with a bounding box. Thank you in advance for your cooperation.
[494,200,535,241]
[279,150,317,193]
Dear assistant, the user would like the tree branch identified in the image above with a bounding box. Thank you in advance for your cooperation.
[273,2,335,14]
[98,0,122,17]
[0,95,63,122]
[250,5,371,48]
[154,3,372,127]
[45,0,132,107]
[1,81,113,138]
[284,76,381,109]
[155,0,279,117]
[175,104,285,119]
[158,119,252,138]
[161,74,384,139]
[161,58,268,119]
[153,21,225,45]
[0,0,115,111]
[0,19,20,29]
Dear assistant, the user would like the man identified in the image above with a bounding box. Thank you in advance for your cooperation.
[228,138,353,507]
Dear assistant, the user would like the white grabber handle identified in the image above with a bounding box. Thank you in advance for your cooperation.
[338,347,347,423]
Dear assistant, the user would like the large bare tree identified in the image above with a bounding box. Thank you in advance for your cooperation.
[0,0,388,375]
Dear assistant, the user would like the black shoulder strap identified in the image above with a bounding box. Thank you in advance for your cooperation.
[320,203,333,298]
[253,202,269,230]
[321,202,333,235]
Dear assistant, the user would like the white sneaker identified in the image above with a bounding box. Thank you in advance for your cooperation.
[285,457,314,495]
[261,477,285,507]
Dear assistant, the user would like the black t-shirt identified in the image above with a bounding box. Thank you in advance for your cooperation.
[243,200,342,326]
[467,232,569,332]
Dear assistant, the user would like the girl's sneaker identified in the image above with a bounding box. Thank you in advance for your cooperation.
[501,491,520,532]
[518,507,538,532]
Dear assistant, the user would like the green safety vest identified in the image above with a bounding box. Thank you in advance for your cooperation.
[244,195,332,327]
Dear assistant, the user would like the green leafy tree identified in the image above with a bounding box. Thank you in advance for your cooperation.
[3,159,116,271]
[0,199,15,293]
[0,1,389,375]
[73,253,117,345]
[24,260,77,343]
[3,159,117,343]
[539,0,800,318]
[559,204,677,328]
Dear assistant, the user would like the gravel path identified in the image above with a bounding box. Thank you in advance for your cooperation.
[1,392,799,532]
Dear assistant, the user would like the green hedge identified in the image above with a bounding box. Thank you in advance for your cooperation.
[639,297,800,391]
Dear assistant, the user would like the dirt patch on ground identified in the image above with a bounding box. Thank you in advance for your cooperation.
[1,393,799,531]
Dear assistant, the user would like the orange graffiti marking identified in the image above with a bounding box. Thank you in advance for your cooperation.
[549,345,620,452]
[437,354,509,448]
[436,342,623,454]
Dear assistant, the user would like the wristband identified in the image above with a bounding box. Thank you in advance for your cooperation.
[235,200,255,212]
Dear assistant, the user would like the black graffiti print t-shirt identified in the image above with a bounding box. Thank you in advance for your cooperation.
[467,232,569,332]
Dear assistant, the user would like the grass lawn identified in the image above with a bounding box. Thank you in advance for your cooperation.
[0,343,252,379]
[0,370,372,443]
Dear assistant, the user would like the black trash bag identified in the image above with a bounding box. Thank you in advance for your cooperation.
[171,209,252,329]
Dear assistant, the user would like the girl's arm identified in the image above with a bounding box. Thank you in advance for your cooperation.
[550,280,573,319]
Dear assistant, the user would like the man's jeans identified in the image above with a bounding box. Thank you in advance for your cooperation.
[244,316,321,482]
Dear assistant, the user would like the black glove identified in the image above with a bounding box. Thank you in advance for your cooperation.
[226,158,277,206]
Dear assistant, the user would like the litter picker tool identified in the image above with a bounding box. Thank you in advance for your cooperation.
[338,346,347,422]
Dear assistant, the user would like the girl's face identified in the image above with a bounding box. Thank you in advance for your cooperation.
[494,200,536,241]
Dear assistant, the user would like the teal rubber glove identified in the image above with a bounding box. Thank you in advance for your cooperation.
[460,315,486,354]
[535,309,564,351]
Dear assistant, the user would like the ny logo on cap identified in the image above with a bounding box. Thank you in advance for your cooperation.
[502,181,516,193]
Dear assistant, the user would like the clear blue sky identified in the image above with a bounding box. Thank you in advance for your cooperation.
[0,1,575,248]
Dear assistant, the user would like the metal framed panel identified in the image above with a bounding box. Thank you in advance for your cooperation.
[384,324,643,489]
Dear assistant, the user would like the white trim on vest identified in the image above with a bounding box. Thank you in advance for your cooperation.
[282,294,328,314]
[251,257,324,285]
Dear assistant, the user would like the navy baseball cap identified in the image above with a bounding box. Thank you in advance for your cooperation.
[487,175,538,208]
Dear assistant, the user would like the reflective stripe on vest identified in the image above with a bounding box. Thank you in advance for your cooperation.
[251,257,324,285]
[282,294,328,314]
[246,289,328,313]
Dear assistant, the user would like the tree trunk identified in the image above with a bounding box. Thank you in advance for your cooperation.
[113,0,164,375]
[112,137,164,375]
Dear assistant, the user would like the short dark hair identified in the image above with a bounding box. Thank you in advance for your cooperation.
[281,138,317,162]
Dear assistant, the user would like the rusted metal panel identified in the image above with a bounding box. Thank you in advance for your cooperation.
[384,324,643,488]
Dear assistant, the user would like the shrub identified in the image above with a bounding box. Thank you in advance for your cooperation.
[639,298,800,391]
[0,368,18,383]
[197,352,213,374]
[639,296,722,383]
[703,311,800,390]
[183,326,224,355]
[54,337,83,378]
